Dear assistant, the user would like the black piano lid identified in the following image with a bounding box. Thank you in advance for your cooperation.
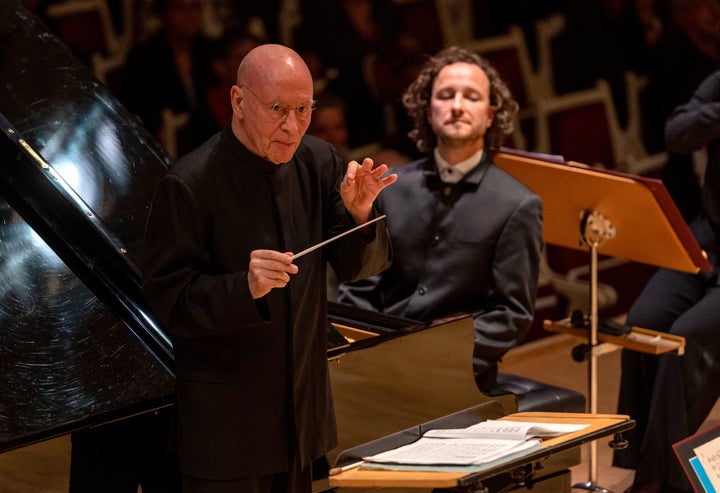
[0,1,175,451]
[0,0,435,454]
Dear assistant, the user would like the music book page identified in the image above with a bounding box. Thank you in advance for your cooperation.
[423,419,588,440]
[362,420,588,466]
[363,437,542,466]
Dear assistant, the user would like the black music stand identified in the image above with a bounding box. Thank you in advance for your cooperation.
[494,150,712,493]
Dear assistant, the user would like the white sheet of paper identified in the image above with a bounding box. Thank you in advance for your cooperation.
[694,436,720,492]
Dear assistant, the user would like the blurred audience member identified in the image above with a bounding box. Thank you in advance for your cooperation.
[474,0,564,67]
[293,0,404,148]
[640,0,720,220]
[179,28,262,155]
[634,0,664,48]
[229,0,281,43]
[308,91,412,167]
[614,68,720,493]
[362,34,428,155]
[553,0,651,125]
[307,92,351,159]
[642,0,720,153]
[119,0,215,143]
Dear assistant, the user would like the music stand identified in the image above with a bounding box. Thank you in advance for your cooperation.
[494,149,712,492]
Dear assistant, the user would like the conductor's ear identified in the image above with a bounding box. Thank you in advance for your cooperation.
[231,85,244,118]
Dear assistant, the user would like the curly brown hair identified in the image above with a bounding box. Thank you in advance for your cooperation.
[402,46,519,155]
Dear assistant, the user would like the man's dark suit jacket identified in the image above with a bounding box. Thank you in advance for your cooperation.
[142,128,392,480]
[338,151,543,391]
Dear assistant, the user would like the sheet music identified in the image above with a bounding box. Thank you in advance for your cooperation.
[694,436,720,492]
[363,419,587,467]
[424,419,587,441]
[363,437,541,466]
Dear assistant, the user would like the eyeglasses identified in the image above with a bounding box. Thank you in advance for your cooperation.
[241,85,316,123]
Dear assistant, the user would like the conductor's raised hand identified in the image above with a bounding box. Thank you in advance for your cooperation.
[248,249,298,299]
[341,158,398,224]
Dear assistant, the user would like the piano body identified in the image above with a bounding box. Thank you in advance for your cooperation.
[0,1,520,487]
[325,304,515,466]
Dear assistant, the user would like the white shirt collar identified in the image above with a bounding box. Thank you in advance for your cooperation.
[434,148,485,183]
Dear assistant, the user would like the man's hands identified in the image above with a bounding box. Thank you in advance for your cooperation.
[341,158,397,224]
[248,158,397,299]
[248,250,298,299]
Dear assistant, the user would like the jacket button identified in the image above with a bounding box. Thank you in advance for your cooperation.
[418,286,427,295]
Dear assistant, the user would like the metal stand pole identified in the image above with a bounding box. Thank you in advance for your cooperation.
[572,211,615,493]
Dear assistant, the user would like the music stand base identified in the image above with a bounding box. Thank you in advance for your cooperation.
[572,480,615,493]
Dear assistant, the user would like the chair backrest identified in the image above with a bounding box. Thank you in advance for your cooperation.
[623,70,649,160]
[160,109,191,159]
[45,0,111,60]
[539,247,618,316]
[113,0,135,57]
[465,26,538,110]
[465,26,541,151]
[502,114,528,151]
[91,51,126,95]
[533,12,567,100]
[46,0,135,60]
[618,70,668,176]
[534,79,625,169]
[434,0,474,46]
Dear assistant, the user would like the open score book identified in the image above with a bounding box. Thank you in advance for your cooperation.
[362,420,589,466]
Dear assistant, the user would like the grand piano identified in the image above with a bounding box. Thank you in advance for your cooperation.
[0,3,583,492]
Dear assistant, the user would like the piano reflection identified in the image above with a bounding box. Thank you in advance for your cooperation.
[0,2,517,491]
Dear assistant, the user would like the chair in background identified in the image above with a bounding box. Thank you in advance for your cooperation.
[45,0,133,59]
[91,50,127,95]
[539,250,618,317]
[278,0,301,47]
[532,20,667,177]
[45,0,113,62]
[434,0,473,47]
[533,12,567,101]
[621,70,668,176]
[533,78,625,169]
[534,73,668,176]
[46,0,135,94]
[160,109,190,159]
[531,80,663,321]
[91,0,135,95]
[465,26,542,151]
